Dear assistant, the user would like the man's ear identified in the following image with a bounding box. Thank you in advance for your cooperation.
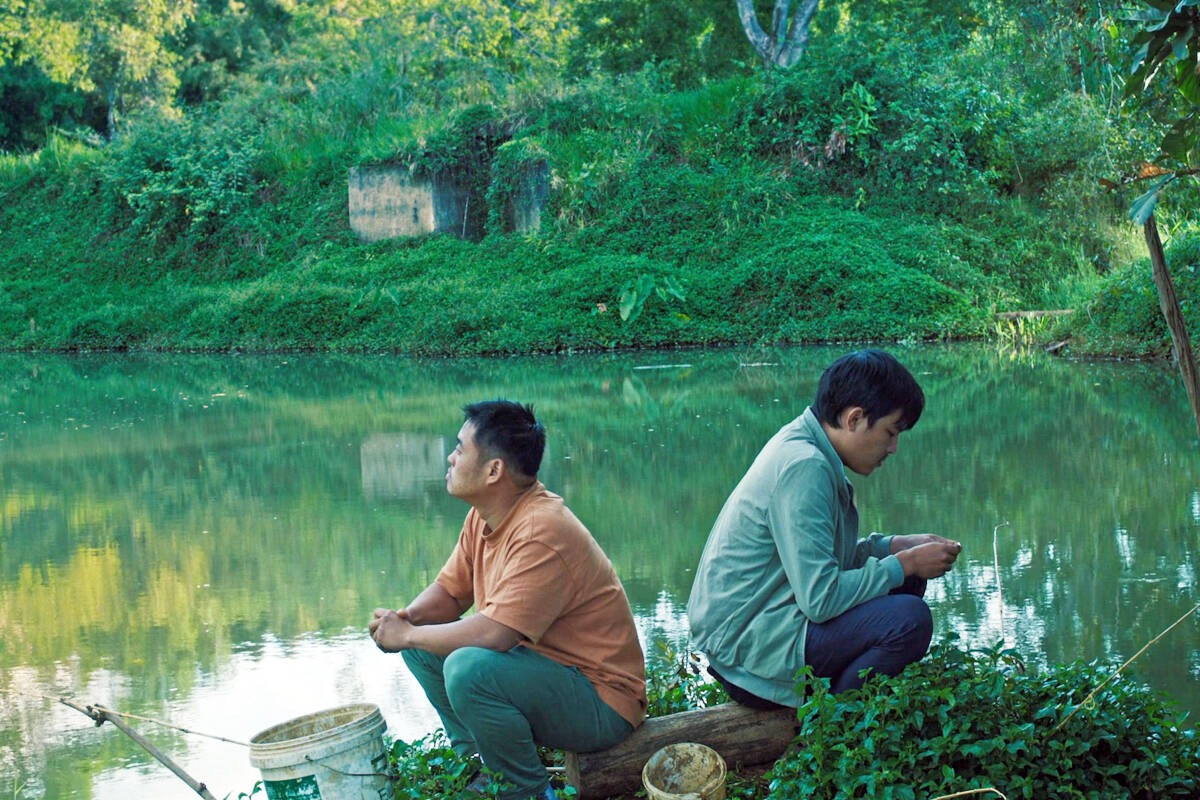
[484,457,506,485]
[840,406,867,432]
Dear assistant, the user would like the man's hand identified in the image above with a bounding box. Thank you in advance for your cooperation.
[369,607,413,653]
[895,539,963,579]
[890,533,960,553]
[367,605,523,657]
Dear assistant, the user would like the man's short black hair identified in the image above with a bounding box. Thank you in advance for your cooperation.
[462,400,546,479]
[814,349,925,431]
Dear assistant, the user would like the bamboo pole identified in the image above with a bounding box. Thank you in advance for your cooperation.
[53,696,219,800]
[1051,602,1200,735]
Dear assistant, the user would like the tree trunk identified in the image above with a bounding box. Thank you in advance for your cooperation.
[1144,213,1200,438]
[734,0,820,69]
[565,702,798,799]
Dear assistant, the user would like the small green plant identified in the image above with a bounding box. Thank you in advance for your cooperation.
[232,780,263,799]
[616,273,687,325]
[644,639,729,717]
[388,731,508,800]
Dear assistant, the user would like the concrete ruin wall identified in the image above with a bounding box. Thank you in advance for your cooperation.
[349,161,550,242]
[508,160,550,234]
[348,166,469,242]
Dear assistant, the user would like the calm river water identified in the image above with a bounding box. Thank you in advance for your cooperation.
[1,344,1198,799]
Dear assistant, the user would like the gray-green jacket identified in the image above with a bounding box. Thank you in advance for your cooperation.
[687,407,905,706]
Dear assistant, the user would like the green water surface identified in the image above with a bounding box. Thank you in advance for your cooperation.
[0,344,1197,799]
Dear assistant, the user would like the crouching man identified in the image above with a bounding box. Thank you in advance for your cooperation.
[688,349,962,707]
[370,400,646,800]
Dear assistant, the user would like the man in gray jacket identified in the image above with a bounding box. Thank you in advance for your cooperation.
[687,349,962,708]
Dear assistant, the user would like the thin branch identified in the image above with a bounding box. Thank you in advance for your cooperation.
[931,790,1008,800]
[992,521,1010,640]
[1050,602,1200,735]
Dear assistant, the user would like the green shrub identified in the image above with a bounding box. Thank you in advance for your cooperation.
[765,642,1200,799]
[100,111,266,253]
[1063,228,1200,357]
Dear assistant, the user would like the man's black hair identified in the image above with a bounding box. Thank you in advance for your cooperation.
[814,349,925,431]
[462,400,546,479]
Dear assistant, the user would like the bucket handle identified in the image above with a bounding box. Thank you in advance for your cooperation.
[303,753,397,782]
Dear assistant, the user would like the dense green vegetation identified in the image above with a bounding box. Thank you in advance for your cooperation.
[1,1,1194,355]
[363,641,1200,799]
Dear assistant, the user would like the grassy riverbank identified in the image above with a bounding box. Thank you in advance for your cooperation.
[2,13,1182,356]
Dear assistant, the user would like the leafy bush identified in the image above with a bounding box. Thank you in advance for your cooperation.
[644,640,729,717]
[100,111,266,251]
[765,642,1200,799]
[387,731,504,800]
[358,640,1200,800]
[1063,227,1200,357]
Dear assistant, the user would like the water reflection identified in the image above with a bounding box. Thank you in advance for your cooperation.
[0,345,1197,799]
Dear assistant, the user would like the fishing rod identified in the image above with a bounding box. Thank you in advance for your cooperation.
[40,692,232,800]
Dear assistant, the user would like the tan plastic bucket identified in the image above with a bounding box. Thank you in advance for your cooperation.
[249,703,390,800]
[641,742,727,800]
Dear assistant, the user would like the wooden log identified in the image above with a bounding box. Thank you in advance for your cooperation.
[565,702,799,800]
[994,310,1073,319]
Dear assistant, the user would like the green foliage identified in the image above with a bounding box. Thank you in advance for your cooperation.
[177,0,294,105]
[616,274,686,325]
[1124,1,1200,164]
[1063,227,1200,356]
[99,110,265,250]
[644,640,729,717]
[568,0,751,87]
[0,61,104,152]
[1,0,197,137]
[0,0,1170,355]
[764,641,1200,800]
[387,731,505,800]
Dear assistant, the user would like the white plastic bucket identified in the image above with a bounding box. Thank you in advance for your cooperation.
[249,703,390,800]
[641,742,727,800]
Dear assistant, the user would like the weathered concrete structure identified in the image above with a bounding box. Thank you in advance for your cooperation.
[348,166,471,242]
[506,159,550,234]
[348,161,549,242]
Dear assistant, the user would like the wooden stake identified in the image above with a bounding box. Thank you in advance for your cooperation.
[1144,214,1200,438]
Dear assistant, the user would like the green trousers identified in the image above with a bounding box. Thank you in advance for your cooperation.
[402,645,632,800]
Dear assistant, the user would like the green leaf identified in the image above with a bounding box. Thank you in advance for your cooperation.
[1176,56,1200,103]
[617,280,637,322]
[1129,175,1175,225]
[659,275,686,302]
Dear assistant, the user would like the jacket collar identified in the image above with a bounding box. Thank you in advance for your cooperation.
[799,407,853,505]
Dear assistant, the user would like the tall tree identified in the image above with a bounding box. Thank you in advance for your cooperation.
[570,0,748,84]
[177,0,293,105]
[734,0,819,68]
[0,0,195,137]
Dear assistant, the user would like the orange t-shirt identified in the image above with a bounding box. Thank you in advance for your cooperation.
[435,482,647,728]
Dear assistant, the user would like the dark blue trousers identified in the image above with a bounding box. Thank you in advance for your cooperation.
[804,575,933,693]
[711,576,932,707]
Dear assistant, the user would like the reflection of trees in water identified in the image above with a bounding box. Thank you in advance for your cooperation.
[0,346,1197,719]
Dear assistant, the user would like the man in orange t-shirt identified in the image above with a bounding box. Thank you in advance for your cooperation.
[370,400,646,800]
